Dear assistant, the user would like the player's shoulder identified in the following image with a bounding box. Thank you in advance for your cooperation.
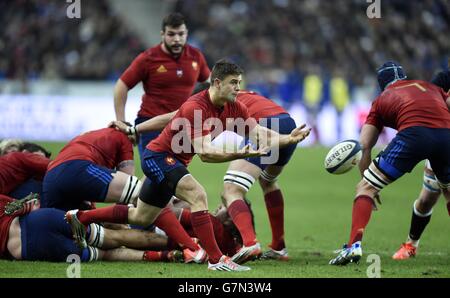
[184,44,206,59]
[140,45,162,60]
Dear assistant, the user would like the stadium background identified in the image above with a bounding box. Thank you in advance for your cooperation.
[0,0,449,278]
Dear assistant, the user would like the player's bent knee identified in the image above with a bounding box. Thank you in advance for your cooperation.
[119,175,142,206]
[423,172,441,193]
[223,170,255,193]
[356,179,378,197]
[362,163,391,191]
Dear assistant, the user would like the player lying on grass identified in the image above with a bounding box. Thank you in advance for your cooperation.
[329,61,450,266]
[392,68,450,260]
[0,193,185,263]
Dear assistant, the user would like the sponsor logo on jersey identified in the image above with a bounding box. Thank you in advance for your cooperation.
[157,65,167,73]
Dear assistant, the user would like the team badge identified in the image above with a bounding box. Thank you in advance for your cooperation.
[165,156,176,166]
[157,65,167,73]
[192,61,198,70]
[176,69,183,77]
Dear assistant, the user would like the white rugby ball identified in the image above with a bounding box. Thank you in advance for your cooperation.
[324,140,362,174]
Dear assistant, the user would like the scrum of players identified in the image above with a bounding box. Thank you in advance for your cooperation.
[1,12,449,271]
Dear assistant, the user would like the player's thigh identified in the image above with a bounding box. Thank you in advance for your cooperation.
[105,171,141,205]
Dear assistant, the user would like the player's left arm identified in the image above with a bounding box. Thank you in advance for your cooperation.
[248,124,311,149]
[358,124,380,176]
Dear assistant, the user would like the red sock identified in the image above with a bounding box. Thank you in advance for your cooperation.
[143,251,168,262]
[191,210,223,264]
[77,204,128,225]
[348,195,374,246]
[180,208,192,228]
[154,207,199,251]
[228,199,257,246]
[264,190,285,251]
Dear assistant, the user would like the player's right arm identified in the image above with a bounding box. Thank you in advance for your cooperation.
[114,79,129,122]
[114,53,148,121]
[192,134,268,163]
[358,124,380,176]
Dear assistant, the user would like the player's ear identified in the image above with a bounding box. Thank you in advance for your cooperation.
[213,78,221,88]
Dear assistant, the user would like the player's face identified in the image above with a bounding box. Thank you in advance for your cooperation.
[161,24,188,56]
[217,74,242,103]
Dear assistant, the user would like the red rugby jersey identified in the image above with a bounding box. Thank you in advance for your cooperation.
[0,195,30,259]
[0,152,50,195]
[237,91,288,121]
[48,128,133,171]
[120,44,210,118]
[366,80,450,132]
[148,90,256,166]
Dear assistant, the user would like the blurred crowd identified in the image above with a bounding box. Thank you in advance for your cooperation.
[1,0,449,106]
[176,0,449,104]
[0,0,145,82]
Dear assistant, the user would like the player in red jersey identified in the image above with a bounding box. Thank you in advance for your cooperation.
[393,68,450,260]
[112,88,298,263]
[114,12,210,159]
[330,61,450,266]
[67,59,311,271]
[0,193,185,263]
[0,151,50,197]
[41,127,142,211]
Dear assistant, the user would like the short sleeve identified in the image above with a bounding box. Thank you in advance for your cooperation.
[120,52,148,89]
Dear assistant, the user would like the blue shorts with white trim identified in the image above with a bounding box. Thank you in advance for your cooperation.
[376,126,450,184]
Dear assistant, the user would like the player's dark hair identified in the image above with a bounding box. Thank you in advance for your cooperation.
[162,12,186,31]
[210,59,244,82]
[20,142,51,158]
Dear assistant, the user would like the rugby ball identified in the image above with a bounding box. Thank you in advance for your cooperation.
[324,140,362,174]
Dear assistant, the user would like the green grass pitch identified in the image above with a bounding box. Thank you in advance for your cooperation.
[1,143,449,278]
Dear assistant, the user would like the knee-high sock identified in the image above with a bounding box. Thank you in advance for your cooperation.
[154,207,199,251]
[408,202,432,241]
[264,190,285,250]
[191,210,223,264]
[77,204,128,225]
[348,195,374,246]
[228,199,257,246]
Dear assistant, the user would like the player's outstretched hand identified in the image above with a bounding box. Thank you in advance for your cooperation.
[239,144,270,158]
[289,124,311,144]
